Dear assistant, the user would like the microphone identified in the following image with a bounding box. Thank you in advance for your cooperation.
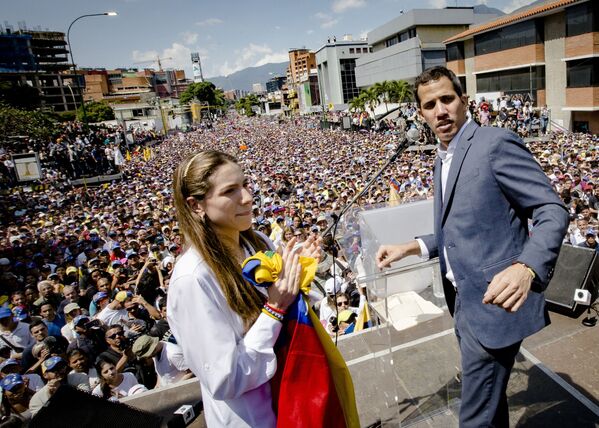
[322,130,420,237]
[406,128,420,144]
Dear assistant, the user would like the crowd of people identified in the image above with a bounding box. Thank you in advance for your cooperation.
[467,93,551,138]
[0,123,162,188]
[0,109,597,422]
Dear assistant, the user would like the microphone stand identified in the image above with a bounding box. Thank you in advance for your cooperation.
[321,135,415,346]
[322,137,415,238]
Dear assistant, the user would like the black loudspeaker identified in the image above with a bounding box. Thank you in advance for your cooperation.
[545,245,599,316]
[30,385,163,428]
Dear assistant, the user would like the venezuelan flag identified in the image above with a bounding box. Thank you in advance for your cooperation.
[270,294,359,428]
[242,253,359,428]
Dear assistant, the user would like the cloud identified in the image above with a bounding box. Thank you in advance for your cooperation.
[307,29,314,35]
[132,49,159,63]
[181,32,199,45]
[132,42,209,76]
[475,0,488,4]
[428,0,447,8]
[218,43,288,76]
[275,25,281,30]
[196,18,223,27]
[332,0,366,13]
[502,0,533,13]
[315,12,339,29]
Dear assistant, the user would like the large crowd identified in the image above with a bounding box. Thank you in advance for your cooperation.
[0,109,597,422]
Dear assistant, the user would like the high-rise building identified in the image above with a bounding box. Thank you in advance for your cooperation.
[252,83,265,94]
[0,28,83,112]
[287,48,320,114]
[287,48,317,85]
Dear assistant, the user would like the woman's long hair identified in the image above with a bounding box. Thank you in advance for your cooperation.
[173,151,268,326]
[94,356,115,400]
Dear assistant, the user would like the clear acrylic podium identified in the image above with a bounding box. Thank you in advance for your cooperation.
[335,200,462,427]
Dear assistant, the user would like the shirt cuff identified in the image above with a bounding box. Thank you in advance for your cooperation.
[416,238,430,260]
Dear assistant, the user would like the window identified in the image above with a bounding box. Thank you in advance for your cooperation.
[474,19,543,56]
[349,48,355,54]
[446,42,464,61]
[566,2,599,37]
[385,36,398,47]
[567,58,599,88]
[421,50,446,70]
[339,58,360,103]
[476,66,545,93]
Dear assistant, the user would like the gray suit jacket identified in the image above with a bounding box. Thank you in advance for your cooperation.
[419,121,569,349]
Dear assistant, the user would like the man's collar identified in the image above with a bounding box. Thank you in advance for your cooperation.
[437,119,471,160]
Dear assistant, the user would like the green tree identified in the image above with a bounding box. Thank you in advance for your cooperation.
[362,87,379,116]
[179,81,225,107]
[0,102,58,140]
[77,101,115,123]
[372,80,393,113]
[348,92,366,113]
[389,80,413,104]
[235,94,260,117]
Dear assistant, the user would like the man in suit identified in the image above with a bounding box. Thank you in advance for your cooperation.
[376,66,569,427]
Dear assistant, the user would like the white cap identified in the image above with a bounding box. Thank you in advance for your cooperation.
[325,276,343,295]
[0,258,9,266]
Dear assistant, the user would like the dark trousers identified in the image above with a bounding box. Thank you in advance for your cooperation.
[454,295,521,428]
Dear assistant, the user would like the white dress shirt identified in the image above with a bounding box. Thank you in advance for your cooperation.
[417,119,471,288]
[167,234,280,428]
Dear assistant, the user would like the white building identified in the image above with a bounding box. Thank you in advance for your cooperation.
[252,83,265,94]
[354,7,500,88]
[315,35,371,110]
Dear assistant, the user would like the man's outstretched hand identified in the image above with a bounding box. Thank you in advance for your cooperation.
[376,240,421,269]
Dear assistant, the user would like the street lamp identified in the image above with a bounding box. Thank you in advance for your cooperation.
[67,12,118,122]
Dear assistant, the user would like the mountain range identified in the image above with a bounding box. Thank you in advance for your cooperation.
[205,62,289,93]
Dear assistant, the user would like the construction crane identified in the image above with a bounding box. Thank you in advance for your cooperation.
[133,56,173,71]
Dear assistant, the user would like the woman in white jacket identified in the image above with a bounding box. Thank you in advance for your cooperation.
[168,151,319,427]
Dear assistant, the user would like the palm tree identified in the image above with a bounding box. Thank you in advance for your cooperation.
[348,94,366,114]
[372,80,393,113]
[362,87,379,117]
[389,80,414,104]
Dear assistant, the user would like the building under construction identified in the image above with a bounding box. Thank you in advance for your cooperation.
[0,27,83,112]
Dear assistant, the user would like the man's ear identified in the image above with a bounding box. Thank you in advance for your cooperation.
[461,94,469,109]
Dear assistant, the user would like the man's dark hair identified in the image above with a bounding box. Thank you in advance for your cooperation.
[105,324,123,338]
[414,66,464,106]
[39,300,56,310]
[29,319,46,332]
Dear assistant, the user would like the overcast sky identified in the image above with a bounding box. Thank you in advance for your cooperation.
[3,0,531,78]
